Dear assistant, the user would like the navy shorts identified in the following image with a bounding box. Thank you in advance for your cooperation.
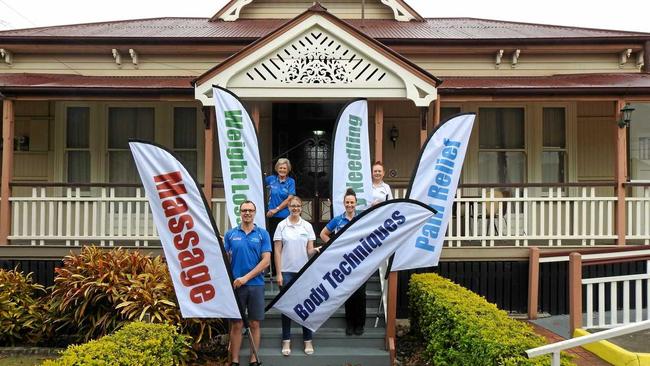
[234,285,265,321]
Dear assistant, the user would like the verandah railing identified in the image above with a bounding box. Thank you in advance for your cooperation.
[7,181,650,246]
[8,183,229,246]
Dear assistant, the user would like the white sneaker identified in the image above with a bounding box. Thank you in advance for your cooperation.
[281,340,291,356]
[304,340,314,355]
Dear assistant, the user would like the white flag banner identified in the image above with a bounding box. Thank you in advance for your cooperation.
[267,199,436,331]
[331,99,373,216]
[390,113,475,271]
[130,141,241,319]
[213,86,265,229]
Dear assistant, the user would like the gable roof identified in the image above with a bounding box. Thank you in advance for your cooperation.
[1,17,648,42]
[193,4,440,107]
[210,0,424,22]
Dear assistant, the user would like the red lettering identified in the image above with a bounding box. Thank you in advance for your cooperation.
[173,230,199,250]
[162,197,189,218]
[154,171,188,199]
[178,248,205,269]
[168,213,194,234]
[190,284,216,304]
[180,265,211,287]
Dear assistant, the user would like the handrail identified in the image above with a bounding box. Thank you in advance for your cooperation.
[539,247,650,263]
[10,182,226,189]
[390,182,617,189]
[526,319,650,366]
[527,246,650,320]
[11,181,621,189]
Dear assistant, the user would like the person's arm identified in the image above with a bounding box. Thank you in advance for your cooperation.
[274,240,283,286]
[386,183,394,200]
[307,240,320,257]
[233,252,270,288]
[320,226,332,243]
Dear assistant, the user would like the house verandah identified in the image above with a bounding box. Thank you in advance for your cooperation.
[1,1,650,322]
[2,94,650,249]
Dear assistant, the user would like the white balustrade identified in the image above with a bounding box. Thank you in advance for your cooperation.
[8,183,649,246]
[626,184,650,245]
[9,186,228,246]
[392,185,621,247]
[582,272,650,329]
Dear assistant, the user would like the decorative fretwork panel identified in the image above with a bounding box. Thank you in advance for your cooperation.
[245,30,388,84]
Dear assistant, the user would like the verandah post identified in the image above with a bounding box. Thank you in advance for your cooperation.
[0,99,14,245]
[528,246,540,319]
[203,107,215,203]
[568,252,583,336]
[614,99,627,246]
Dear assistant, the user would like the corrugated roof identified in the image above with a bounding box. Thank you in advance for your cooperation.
[1,18,648,41]
[439,73,650,94]
[0,73,194,89]
[3,73,650,95]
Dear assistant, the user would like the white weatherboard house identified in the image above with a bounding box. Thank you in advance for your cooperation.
[1,1,650,364]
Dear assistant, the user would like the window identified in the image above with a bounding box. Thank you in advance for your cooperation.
[173,107,198,178]
[542,107,566,183]
[108,107,154,195]
[66,107,90,184]
[630,103,650,181]
[478,108,526,185]
[441,107,461,122]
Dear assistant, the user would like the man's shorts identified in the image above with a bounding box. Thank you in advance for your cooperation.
[234,285,265,321]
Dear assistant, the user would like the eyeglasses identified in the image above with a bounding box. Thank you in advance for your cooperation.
[241,209,256,213]
[289,205,302,208]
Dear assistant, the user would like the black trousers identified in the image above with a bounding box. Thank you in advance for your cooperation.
[344,282,367,328]
[267,217,283,276]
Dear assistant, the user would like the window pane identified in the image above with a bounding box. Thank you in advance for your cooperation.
[67,151,90,184]
[542,151,566,183]
[478,151,526,184]
[543,108,566,148]
[176,151,198,178]
[108,108,154,149]
[479,108,525,149]
[174,107,197,149]
[67,107,90,148]
[629,103,650,181]
[441,107,461,121]
[109,151,138,183]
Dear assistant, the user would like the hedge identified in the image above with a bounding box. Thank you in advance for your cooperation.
[0,268,47,345]
[409,273,573,366]
[42,322,191,366]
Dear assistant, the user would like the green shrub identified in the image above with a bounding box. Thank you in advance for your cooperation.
[409,273,573,366]
[48,246,225,344]
[0,268,47,345]
[42,321,191,366]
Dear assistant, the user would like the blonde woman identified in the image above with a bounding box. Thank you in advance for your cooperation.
[274,196,319,356]
[265,158,295,276]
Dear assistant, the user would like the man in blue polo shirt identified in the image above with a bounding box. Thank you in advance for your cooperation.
[224,200,271,366]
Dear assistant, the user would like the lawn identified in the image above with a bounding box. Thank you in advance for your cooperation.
[0,355,54,366]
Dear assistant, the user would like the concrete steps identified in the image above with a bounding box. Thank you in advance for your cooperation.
[240,271,389,366]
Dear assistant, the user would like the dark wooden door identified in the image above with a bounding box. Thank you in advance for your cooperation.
[272,103,343,235]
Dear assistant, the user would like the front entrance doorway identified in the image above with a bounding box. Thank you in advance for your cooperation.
[272,102,343,234]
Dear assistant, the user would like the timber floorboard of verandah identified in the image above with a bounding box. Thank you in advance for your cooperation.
[526,321,612,366]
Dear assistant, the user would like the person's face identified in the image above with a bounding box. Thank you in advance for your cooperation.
[276,163,288,178]
[344,195,357,215]
[372,165,385,182]
[240,203,256,224]
[289,200,302,217]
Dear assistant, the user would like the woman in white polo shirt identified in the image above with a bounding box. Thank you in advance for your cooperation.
[273,196,320,357]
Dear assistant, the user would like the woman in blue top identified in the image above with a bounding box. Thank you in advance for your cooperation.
[265,158,296,276]
[319,188,366,336]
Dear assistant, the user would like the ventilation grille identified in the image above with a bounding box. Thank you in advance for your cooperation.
[246,31,387,84]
